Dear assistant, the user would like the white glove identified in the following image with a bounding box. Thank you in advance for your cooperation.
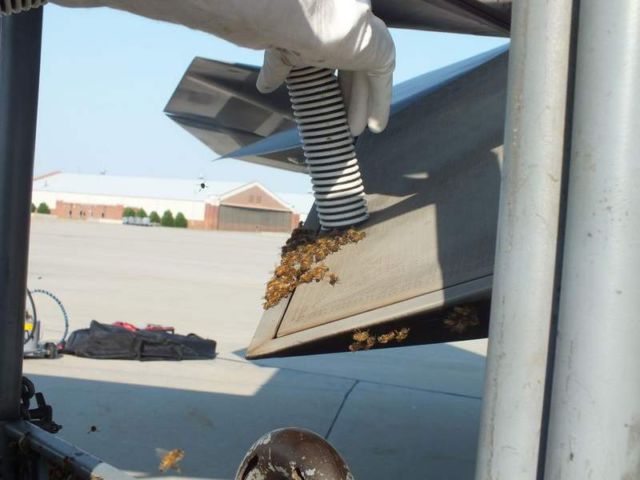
[255,2,395,136]
[52,0,395,134]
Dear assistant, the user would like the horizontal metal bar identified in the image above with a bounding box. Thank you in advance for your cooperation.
[5,421,133,480]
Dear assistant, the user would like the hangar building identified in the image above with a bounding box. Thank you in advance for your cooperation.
[32,172,313,233]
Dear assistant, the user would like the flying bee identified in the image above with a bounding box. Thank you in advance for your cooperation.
[328,273,339,286]
[352,329,370,343]
[395,328,410,342]
[195,176,209,193]
[157,448,185,473]
[87,425,99,434]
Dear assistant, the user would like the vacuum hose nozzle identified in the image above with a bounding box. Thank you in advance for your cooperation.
[0,0,47,16]
[286,67,369,229]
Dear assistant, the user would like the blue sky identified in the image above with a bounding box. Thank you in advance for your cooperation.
[35,4,507,193]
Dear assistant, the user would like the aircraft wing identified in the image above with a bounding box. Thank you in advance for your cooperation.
[247,46,508,357]
[164,46,509,357]
[164,58,305,172]
[165,45,509,172]
[373,0,510,35]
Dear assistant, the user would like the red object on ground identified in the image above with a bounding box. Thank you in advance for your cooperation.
[112,322,175,334]
[112,322,139,332]
[145,324,175,334]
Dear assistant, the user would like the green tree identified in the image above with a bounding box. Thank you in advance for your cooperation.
[174,212,188,228]
[161,210,174,227]
[136,208,148,218]
[36,202,50,214]
[122,207,135,218]
[149,211,161,224]
[31,203,36,213]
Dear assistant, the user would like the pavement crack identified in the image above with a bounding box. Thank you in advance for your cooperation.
[325,380,359,440]
[216,355,482,400]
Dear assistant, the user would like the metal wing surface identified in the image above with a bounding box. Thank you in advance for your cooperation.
[164,58,305,172]
[247,46,509,358]
[372,0,510,35]
[165,46,509,173]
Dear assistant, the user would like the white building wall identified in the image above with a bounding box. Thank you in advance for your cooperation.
[31,191,205,220]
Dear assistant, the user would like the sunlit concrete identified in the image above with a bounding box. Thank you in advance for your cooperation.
[24,216,487,479]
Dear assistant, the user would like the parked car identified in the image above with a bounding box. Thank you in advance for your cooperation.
[122,216,152,226]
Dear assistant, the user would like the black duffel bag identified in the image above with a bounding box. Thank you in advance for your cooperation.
[64,320,216,361]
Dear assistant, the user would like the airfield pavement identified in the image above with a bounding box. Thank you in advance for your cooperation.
[24,215,488,480]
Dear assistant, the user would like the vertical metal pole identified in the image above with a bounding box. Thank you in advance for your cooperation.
[0,6,43,476]
[475,1,576,479]
[544,2,640,479]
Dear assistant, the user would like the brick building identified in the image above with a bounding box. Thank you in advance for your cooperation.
[32,172,313,233]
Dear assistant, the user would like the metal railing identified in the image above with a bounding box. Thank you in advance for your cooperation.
[4,421,132,480]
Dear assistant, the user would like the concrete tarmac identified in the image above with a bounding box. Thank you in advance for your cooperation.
[24,215,487,479]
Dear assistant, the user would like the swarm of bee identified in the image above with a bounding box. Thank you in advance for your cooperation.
[158,448,185,473]
[348,327,410,351]
[263,224,366,309]
[443,305,480,334]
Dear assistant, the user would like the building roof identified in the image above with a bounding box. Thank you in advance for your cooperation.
[277,193,315,217]
[33,172,314,215]
[33,172,244,202]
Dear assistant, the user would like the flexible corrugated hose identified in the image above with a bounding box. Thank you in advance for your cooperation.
[286,66,369,229]
[0,0,47,16]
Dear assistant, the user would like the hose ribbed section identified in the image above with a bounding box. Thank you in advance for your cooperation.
[286,66,369,229]
[0,0,47,16]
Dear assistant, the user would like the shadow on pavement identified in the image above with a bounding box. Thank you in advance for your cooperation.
[26,343,485,479]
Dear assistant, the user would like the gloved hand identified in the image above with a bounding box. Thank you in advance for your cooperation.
[52,0,395,134]
[255,1,396,136]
